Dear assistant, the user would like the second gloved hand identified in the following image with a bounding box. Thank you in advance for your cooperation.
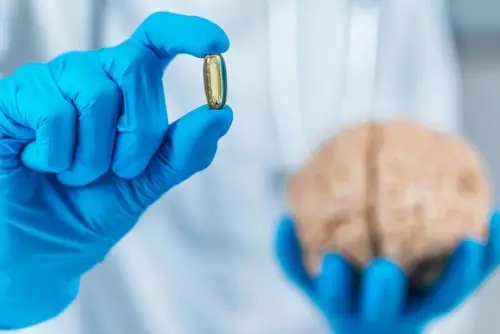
[0,12,232,330]
[276,213,500,334]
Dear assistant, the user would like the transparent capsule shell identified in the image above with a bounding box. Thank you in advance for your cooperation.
[203,54,227,110]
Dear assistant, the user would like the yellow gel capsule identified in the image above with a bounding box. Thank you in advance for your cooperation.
[203,54,227,110]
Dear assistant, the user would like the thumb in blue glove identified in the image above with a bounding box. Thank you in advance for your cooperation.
[133,106,233,208]
[0,11,232,329]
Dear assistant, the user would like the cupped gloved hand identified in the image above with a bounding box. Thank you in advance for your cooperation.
[0,12,233,330]
[276,212,500,334]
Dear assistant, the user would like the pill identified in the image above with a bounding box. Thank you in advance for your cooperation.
[203,54,227,110]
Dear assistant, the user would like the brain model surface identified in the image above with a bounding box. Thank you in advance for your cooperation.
[287,118,492,286]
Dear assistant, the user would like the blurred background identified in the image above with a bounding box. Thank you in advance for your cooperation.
[453,0,500,331]
[454,0,500,205]
[0,0,500,333]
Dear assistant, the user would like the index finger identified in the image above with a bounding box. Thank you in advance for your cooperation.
[130,11,230,60]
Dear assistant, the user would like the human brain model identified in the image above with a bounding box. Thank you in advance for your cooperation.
[287,118,492,286]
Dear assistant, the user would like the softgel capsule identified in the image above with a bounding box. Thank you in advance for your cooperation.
[203,54,227,110]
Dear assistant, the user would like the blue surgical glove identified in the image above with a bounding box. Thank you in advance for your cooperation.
[0,12,233,330]
[276,212,500,334]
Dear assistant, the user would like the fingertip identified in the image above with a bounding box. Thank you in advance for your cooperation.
[132,12,230,58]
[487,210,500,245]
[457,239,484,271]
[56,166,107,187]
[275,215,313,294]
[112,164,144,180]
[213,107,234,137]
[180,105,233,139]
[461,237,484,250]
[20,98,76,173]
[490,210,500,230]
[21,142,72,173]
[316,253,355,313]
[459,238,484,284]
[365,258,405,279]
[218,33,230,54]
[361,259,406,323]
[213,31,230,55]
[197,18,230,56]
[212,105,234,130]
[188,15,230,56]
[320,253,352,285]
[487,210,500,271]
[275,215,300,261]
[280,214,295,227]
[56,171,89,187]
[138,105,231,192]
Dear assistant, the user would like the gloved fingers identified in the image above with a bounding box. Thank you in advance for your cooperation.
[56,71,122,186]
[100,12,228,179]
[130,105,232,206]
[275,215,314,296]
[97,12,229,179]
[107,51,168,179]
[0,105,35,173]
[410,239,483,317]
[1,64,77,173]
[485,211,500,274]
[129,11,230,61]
[315,253,355,314]
[359,259,406,325]
[99,11,229,73]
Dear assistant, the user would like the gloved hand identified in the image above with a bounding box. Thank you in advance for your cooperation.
[276,212,500,334]
[0,12,233,330]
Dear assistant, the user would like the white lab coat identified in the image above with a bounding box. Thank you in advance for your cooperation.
[0,0,478,333]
